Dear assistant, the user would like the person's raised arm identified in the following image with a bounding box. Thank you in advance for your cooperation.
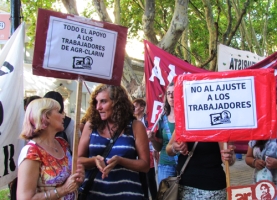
[78,121,97,169]
[148,128,162,152]
[17,159,80,200]
[245,145,265,170]
[166,131,188,156]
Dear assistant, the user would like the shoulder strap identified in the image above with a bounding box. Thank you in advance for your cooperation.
[143,113,149,128]
[162,115,178,163]
[178,142,198,177]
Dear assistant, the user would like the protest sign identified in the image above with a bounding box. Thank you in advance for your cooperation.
[144,40,208,125]
[183,77,257,130]
[228,181,277,200]
[217,44,265,71]
[174,68,276,142]
[33,8,128,85]
[43,16,117,80]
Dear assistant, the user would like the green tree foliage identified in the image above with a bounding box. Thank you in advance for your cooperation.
[13,0,277,69]
[20,0,60,48]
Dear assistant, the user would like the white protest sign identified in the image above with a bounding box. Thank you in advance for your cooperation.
[183,76,257,130]
[217,44,265,71]
[43,16,118,79]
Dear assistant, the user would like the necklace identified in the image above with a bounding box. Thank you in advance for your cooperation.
[43,140,59,152]
[106,122,114,144]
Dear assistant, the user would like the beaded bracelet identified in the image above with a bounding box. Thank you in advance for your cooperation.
[54,188,60,199]
[171,145,178,155]
[252,158,256,168]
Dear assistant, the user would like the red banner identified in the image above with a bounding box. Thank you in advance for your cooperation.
[144,40,208,125]
[174,69,276,142]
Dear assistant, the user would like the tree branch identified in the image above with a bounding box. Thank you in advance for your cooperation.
[159,0,189,53]
[143,0,158,44]
[222,0,232,44]
[61,0,78,15]
[137,0,145,10]
[226,0,250,46]
[92,0,112,22]
[114,0,121,25]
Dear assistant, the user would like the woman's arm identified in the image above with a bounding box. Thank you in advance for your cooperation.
[245,145,265,170]
[17,159,81,200]
[78,121,97,169]
[219,142,236,166]
[17,159,42,199]
[102,120,150,177]
[166,131,188,156]
[147,128,163,152]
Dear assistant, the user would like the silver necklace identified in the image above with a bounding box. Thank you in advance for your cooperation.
[43,141,59,152]
[106,123,114,144]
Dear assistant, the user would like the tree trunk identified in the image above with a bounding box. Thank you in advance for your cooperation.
[222,0,232,44]
[143,0,158,44]
[202,0,217,71]
[248,13,262,55]
[92,0,112,22]
[232,0,252,50]
[181,27,191,62]
[261,0,270,56]
[226,0,250,46]
[92,0,143,98]
[158,0,189,53]
[113,0,121,25]
[61,0,78,15]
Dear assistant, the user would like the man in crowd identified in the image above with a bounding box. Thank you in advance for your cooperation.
[133,98,158,200]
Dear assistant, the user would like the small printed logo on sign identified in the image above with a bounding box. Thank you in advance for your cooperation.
[0,21,5,30]
[73,56,93,69]
[229,180,276,200]
[210,110,231,126]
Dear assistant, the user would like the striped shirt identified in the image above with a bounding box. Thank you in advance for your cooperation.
[86,129,144,200]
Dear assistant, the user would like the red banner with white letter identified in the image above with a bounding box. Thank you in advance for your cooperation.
[174,68,276,142]
[145,41,277,137]
[144,40,208,125]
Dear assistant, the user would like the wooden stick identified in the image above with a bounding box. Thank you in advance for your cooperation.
[150,109,164,132]
[224,142,230,200]
[83,81,91,94]
[72,76,83,173]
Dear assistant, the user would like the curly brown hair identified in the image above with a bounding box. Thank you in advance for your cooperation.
[87,84,135,132]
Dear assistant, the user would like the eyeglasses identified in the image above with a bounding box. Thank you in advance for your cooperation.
[167,91,174,96]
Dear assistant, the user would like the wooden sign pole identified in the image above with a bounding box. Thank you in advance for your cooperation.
[72,76,83,173]
[224,142,230,200]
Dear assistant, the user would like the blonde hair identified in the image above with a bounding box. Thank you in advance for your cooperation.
[20,98,60,140]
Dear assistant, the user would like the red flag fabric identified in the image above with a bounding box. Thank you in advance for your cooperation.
[247,52,277,70]
[174,68,276,142]
[144,40,208,125]
[144,40,277,145]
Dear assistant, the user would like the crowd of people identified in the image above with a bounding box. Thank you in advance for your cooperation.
[17,81,277,200]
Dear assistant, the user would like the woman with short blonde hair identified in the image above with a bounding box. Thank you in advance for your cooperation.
[17,98,84,200]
